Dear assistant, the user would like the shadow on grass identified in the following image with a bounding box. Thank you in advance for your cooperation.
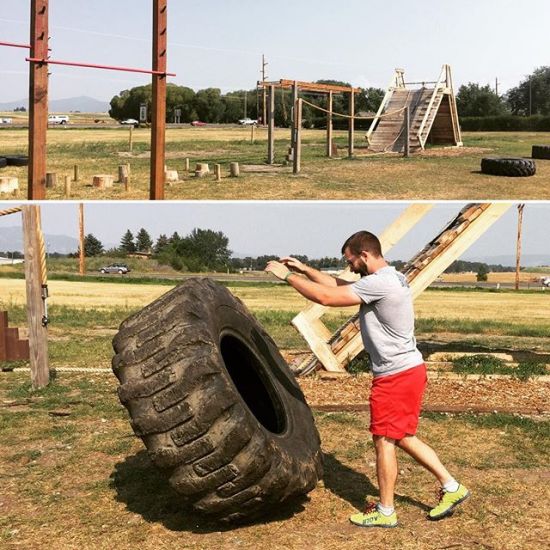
[322,452,430,512]
[111,450,310,533]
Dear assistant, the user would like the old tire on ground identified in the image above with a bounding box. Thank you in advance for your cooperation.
[0,157,7,168]
[112,278,323,522]
[481,157,536,177]
[532,145,550,160]
[5,156,29,167]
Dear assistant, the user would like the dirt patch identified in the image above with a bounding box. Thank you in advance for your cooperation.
[241,164,290,173]
[419,146,493,158]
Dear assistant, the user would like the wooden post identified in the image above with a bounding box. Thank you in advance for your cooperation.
[215,164,222,181]
[293,98,302,175]
[28,0,49,200]
[21,205,49,388]
[118,164,130,184]
[326,91,333,158]
[251,124,255,143]
[184,157,190,172]
[515,204,524,291]
[230,162,240,177]
[291,81,299,154]
[125,163,131,191]
[79,203,85,276]
[45,172,56,188]
[73,164,79,182]
[150,0,168,200]
[128,125,134,152]
[348,90,355,158]
[267,84,275,164]
[64,175,71,198]
[404,106,410,158]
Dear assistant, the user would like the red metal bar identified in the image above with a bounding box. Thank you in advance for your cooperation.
[150,0,168,200]
[0,40,51,50]
[26,57,175,76]
[28,0,49,200]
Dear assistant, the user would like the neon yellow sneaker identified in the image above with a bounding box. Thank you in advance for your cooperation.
[428,484,470,520]
[349,503,398,528]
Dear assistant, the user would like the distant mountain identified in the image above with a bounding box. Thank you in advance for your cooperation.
[0,96,109,113]
[0,226,78,254]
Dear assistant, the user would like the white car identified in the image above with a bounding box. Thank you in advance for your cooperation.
[542,277,550,288]
[48,114,69,125]
[120,118,139,126]
[238,118,257,126]
[0,118,13,124]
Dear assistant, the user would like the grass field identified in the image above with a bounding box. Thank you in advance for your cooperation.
[1,372,548,549]
[1,126,549,200]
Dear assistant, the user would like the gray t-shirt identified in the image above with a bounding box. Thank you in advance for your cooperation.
[350,266,423,377]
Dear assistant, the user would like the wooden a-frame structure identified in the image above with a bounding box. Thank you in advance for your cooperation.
[292,203,511,376]
[366,64,462,153]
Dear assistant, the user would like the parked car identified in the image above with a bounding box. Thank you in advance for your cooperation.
[120,118,139,127]
[541,277,550,288]
[48,115,69,125]
[190,120,207,127]
[99,263,131,274]
[238,118,257,126]
[0,118,13,124]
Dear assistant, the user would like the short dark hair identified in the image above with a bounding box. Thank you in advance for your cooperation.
[341,231,382,257]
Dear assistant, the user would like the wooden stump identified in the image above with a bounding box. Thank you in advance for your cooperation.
[214,164,222,181]
[73,164,79,182]
[92,175,114,188]
[230,162,240,177]
[0,177,18,194]
[118,164,130,184]
[64,175,71,198]
[184,158,190,172]
[165,169,179,184]
[195,163,210,178]
[46,173,57,188]
[331,140,338,157]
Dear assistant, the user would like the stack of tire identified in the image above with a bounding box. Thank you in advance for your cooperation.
[112,278,323,523]
[0,156,28,168]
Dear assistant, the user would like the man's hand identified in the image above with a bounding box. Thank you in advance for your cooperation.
[280,256,308,274]
[265,260,292,281]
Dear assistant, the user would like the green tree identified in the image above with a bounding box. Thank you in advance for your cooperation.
[175,228,231,271]
[119,229,136,254]
[135,228,153,253]
[456,83,506,117]
[83,234,104,257]
[361,87,385,113]
[476,264,489,282]
[507,67,550,116]
[193,88,225,122]
[154,234,170,254]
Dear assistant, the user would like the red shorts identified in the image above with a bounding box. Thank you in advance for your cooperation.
[369,364,427,440]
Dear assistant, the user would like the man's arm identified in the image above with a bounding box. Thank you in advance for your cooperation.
[280,256,352,287]
[265,261,362,307]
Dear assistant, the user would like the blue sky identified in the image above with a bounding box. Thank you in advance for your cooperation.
[0,202,547,262]
[1,0,548,102]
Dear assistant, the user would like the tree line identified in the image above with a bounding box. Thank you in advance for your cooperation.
[108,67,550,128]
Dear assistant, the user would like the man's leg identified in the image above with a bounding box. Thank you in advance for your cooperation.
[374,435,398,507]
[396,435,470,520]
[395,435,452,484]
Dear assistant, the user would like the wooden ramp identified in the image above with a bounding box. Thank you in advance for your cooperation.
[292,203,511,376]
[367,65,462,153]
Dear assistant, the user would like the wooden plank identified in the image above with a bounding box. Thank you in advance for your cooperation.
[326,91,333,158]
[27,0,49,200]
[348,91,355,157]
[293,98,302,174]
[0,311,7,361]
[22,206,49,388]
[150,0,168,200]
[267,85,275,164]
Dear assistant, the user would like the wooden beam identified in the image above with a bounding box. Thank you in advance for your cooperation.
[150,0,167,200]
[261,79,361,94]
[293,98,302,175]
[79,203,85,275]
[267,84,275,164]
[21,206,49,388]
[27,0,49,200]
[326,91,333,157]
[348,90,355,158]
[290,82,299,154]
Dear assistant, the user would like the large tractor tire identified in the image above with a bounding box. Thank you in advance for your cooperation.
[481,157,536,177]
[112,278,323,522]
[5,156,29,167]
[532,145,550,160]
[0,157,7,169]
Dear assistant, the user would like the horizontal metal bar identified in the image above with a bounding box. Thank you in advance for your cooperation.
[26,57,176,76]
[404,81,438,85]
[0,40,52,51]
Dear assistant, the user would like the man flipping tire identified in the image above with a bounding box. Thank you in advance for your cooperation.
[265,230,470,528]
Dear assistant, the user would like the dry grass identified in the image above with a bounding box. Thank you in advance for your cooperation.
[0,372,548,550]
[1,127,549,200]
[442,272,547,284]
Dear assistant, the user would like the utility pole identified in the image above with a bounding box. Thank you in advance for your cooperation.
[79,203,85,276]
[244,90,247,119]
[495,77,499,97]
[261,54,268,125]
[515,204,524,291]
[529,77,532,116]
